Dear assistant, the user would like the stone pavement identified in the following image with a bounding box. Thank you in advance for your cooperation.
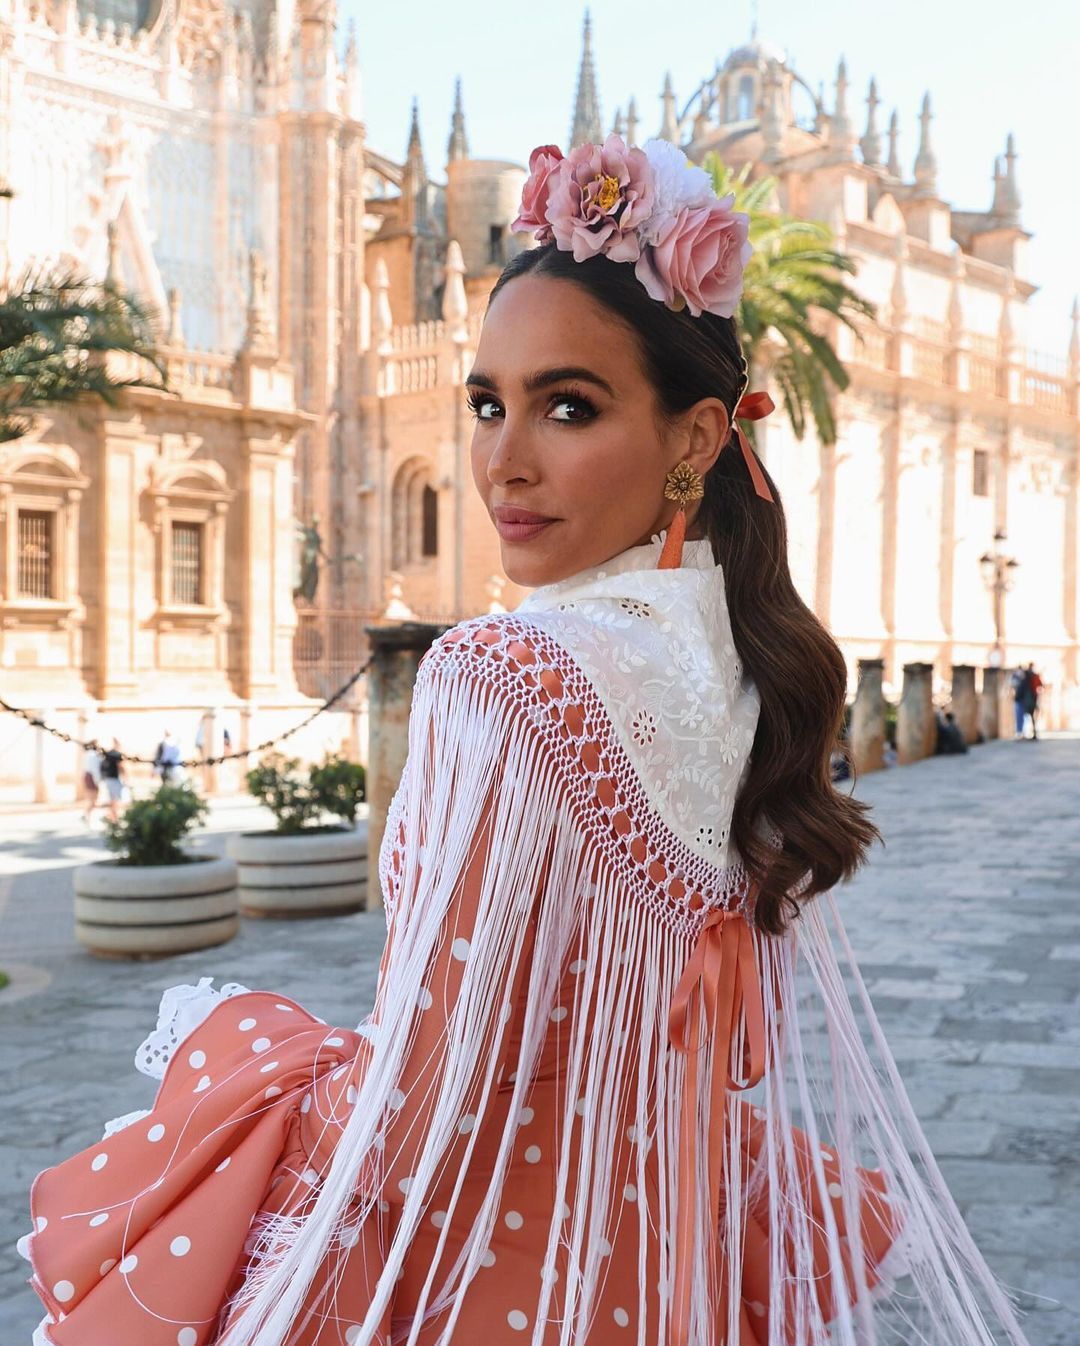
[1,740,1078,1343]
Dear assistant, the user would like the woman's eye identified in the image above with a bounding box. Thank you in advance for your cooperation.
[468,394,502,420]
[549,396,595,422]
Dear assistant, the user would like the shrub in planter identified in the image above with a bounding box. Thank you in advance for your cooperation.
[75,783,238,959]
[230,752,368,918]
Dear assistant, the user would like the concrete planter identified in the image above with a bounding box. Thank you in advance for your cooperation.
[74,855,239,959]
[227,823,367,918]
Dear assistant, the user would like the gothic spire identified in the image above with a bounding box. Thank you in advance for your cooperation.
[611,105,625,138]
[886,108,901,177]
[658,70,679,142]
[626,95,639,146]
[860,77,882,166]
[404,98,428,227]
[913,91,937,195]
[447,77,469,163]
[999,131,1021,223]
[569,10,603,147]
[830,55,853,147]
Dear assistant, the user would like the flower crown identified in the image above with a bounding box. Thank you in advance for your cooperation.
[510,134,751,320]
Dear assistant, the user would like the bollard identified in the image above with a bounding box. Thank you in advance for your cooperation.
[897,662,935,764]
[979,667,1001,742]
[949,665,979,745]
[365,621,451,911]
[850,659,886,773]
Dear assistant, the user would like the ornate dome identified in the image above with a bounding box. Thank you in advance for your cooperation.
[722,37,788,71]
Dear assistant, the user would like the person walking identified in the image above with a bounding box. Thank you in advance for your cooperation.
[152,727,183,784]
[1010,664,1030,739]
[20,136,1031,1346]
[1025,662,1043,740]
[99,737,126,822]
[79,739,102,825]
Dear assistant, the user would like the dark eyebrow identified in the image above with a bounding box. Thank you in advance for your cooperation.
[464,365,615,398]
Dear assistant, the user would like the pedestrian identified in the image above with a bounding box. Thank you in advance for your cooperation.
[152,727,183,784]
[19,141,1032,1346]
[1025,662,1043,740]
[1009,664,1030,739]
[99,737,126,822]
[79,739,101,825]
[935,708,969,755]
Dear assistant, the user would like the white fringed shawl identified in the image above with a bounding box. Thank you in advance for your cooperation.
[129,537,1028,1346]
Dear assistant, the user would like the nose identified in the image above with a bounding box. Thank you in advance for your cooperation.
[484,419,536,487]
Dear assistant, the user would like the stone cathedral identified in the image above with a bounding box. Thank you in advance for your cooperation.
[0,3,1077,798]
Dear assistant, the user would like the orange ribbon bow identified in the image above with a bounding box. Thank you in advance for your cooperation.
[667,901,768,1346]
[732,390,776,503]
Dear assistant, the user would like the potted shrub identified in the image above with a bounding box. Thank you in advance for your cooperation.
[227,752,368,918]
[73,783,239,958]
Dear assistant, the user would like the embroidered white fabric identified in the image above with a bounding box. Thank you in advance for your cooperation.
[133,976,254,1080]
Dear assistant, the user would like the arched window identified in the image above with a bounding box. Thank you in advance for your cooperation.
[391,458,438,568]
[0,445,88,611]
[147,461,233,618]
[737,74,756,121]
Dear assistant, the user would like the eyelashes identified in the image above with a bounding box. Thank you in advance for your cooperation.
[465,388,599,424]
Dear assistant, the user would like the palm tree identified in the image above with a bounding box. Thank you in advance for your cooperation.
[704,155,875,446]
[0,267,168,442]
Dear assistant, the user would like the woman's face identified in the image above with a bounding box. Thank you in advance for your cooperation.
[468,273,730,588]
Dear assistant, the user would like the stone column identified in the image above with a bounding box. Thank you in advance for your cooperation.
[365,622,450,911]
[897,662,935,764]
[979,666,1002,741]
[850,658,885,773]
[949,664,979,744]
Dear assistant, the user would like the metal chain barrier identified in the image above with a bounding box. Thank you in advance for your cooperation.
[0,656,373,770]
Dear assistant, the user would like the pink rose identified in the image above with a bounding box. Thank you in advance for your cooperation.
[510,144,565,242]
[634,198,751,318]
[543,134,655,264]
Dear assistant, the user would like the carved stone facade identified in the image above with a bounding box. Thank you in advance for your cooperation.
[0,8,1077,799]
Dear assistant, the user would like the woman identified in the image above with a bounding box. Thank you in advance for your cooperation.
[80,739,102,826]
[21,137,1030,1346]
[99,737,127,823]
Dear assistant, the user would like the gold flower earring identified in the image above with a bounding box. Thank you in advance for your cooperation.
[657,461,705,570]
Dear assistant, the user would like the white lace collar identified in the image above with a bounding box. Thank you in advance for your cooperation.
[510,530,760,872]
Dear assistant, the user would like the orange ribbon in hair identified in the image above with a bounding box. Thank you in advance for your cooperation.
[667,897,768,1346]
[732,390,776,503]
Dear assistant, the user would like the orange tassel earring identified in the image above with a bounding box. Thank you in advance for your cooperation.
[657,461,705,570]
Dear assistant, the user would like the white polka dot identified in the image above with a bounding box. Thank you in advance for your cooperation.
[569,959,588,974]
[302,1168,319,1184]
[480,1247,496,1267]
[332,1065,347,1080]
[99,1258,116,1275]
[325,1036,345,1047]
[187,1049,206,1069]
[524,1145,542,1164]
[820,1147,833,1160]
[377,1200,390,1212]
[260,1060,281,1075]
[507,1309,529,1331]
[507,1069,518,1083]
[274,1003,295,1013]
[215,1157,231,1172]
[752,1106,767,1121]
[91,1153,108,1171]
[623,1183,637,1202]
[561,1201,571,1220]
[300,1093,313,1113]
[398,1176,413,1195]
[347,1084,358,1105]
[340,1225,360,1249]
[52,1280,75,1303]
[251,1037,271,1053]
[626,1125,638,1142]
[827,1182,844,1200]
[504,1209,524,1230]
[238,1017,257,1031]
[178,1330,198,1346]
[147,1124,166,1143]
[451,937,471,960]
[344,1328,362,1344]
[549,1005,568,1022]
[541,1261,559,1283]
[89,1213,109,1227]
[518,1106,534,1126]
[416,987,433,1010]
[170,1236,191,1257]
[750,1300,766,1317]
[118,1254,138,1274]
[264,1086,283,1099]
[574,1097,586,1116]
[458,1114,476,1134]
[35,1216,48,1232]
[389,1087,406,1109]
[614,1306,630,1327]
[598,1237,612,1256]
[431,1210,447,1228]
[194,1075,211,1093]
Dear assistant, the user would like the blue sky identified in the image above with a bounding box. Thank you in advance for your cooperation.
[339,0,1076,351]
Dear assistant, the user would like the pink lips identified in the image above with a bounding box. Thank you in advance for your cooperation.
[493,507,559,542]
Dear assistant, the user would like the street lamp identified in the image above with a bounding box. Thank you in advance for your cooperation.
[978,528,1019,666]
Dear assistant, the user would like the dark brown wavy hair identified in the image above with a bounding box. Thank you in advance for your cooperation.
[489,244,880,934]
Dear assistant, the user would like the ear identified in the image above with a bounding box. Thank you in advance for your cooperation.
[684,397,731,477]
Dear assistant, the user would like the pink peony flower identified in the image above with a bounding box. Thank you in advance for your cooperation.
[543,134,655,264]
[510,144,565,242]
[634,196,751,318]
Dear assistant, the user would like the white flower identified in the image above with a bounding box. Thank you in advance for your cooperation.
[639,139,716,242]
